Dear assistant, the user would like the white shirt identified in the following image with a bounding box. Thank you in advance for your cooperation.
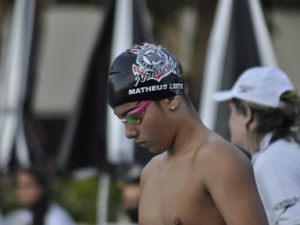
[0,209,5,225]
[4,203,76,225]
[45,203,76,225]
[252,133,300,225]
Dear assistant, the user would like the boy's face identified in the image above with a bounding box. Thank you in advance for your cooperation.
[113,100,175,154]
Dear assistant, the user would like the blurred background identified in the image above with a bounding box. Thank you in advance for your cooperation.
[0,0,299,224]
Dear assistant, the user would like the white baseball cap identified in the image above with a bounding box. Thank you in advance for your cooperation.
[213,66,294,108]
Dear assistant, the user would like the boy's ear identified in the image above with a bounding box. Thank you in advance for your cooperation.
[164,96,180,111]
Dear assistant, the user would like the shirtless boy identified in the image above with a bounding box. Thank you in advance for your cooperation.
[107,43,268,225]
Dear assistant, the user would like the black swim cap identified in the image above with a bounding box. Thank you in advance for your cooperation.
[107,43,186,108]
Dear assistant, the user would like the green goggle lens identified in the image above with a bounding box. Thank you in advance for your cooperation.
[122,114,141,124]
[120,101,152,124]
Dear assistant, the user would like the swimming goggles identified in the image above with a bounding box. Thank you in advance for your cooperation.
[121,101,152,124]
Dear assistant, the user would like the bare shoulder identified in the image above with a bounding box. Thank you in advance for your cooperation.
[193,133,268,225]
[197,132,251,167]
[140,153,165,189]
[194,132,253,183]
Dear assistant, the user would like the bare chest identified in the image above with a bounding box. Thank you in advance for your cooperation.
[139,162,225,225]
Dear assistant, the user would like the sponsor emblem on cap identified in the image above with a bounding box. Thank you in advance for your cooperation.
[130,43,176,86]
[238,85,254,93]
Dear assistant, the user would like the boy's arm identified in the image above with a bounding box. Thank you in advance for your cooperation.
[202,141,269,225]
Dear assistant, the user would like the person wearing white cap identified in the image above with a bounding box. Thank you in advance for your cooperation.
[213,66,300,225]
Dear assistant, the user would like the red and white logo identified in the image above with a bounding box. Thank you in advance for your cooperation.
[130,43,176,86]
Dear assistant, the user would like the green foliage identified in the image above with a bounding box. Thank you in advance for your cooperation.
[0,175,19,214]
[53,175,99,224]
[108,180,122,222]
[53,175,122,224]
[0,174,122,225]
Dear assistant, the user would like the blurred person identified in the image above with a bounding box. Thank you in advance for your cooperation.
[121,163,143,223]
[107,43,268,225]
[121,150,154,223]
[213,66,300,225]
[0,209,4,225]
[5,166,76,225]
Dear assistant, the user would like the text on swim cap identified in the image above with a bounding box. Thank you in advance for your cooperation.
[128,83,184,95]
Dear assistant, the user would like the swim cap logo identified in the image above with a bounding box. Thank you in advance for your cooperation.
[130,43,177,86]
